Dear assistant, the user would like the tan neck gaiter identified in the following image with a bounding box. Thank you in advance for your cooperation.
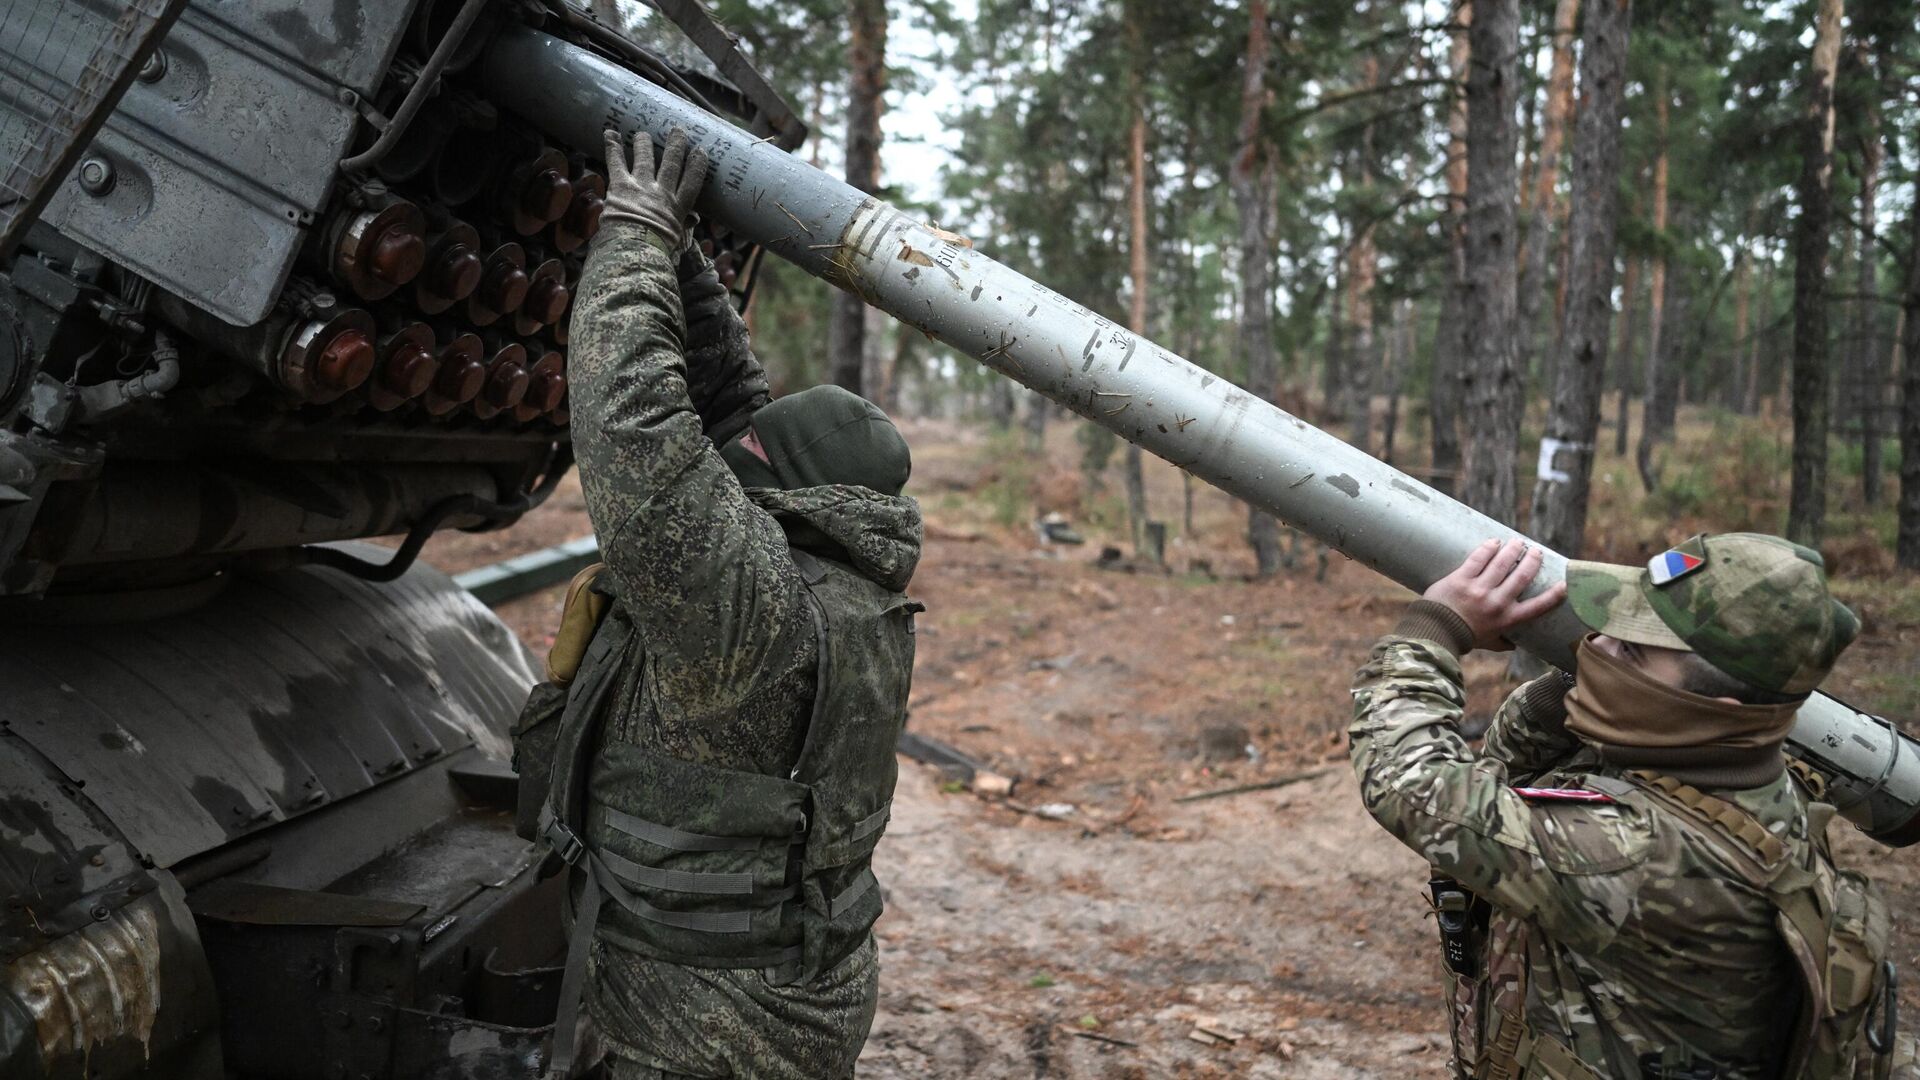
[1564,636,1802,790]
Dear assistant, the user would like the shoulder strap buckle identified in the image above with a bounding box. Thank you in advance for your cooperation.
[541,816,586,867]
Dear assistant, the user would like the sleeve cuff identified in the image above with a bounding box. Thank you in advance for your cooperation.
[598,215,677,258]
[1393,599,1476,658]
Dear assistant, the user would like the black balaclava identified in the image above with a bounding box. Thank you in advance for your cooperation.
[718,385,911,496]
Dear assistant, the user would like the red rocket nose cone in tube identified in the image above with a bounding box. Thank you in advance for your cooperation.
[425,332,488,415]
[316,330,376,394]
[383,342,437,398]
[370,228,426,287]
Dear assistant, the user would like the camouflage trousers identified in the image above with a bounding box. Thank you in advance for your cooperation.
[588,934,879,1079]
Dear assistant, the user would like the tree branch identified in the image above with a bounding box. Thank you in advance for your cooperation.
[1834,203,1913,266]
[1270,77,1453,129]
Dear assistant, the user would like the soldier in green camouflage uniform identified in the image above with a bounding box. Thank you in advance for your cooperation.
[562,128,922,1079]
[1350,535,1896,1079]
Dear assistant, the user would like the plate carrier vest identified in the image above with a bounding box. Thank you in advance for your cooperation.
[513,549,922,1077]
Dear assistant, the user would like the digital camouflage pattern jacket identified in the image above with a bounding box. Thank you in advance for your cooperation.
[567,218,922,1078]
[1350,632,1806,1079]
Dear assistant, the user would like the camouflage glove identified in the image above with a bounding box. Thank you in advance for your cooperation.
[677,246,769,445]
[601,127,711,253]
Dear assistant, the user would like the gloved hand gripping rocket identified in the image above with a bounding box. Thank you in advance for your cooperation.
[602,126,766,443]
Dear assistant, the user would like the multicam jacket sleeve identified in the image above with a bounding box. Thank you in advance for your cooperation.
[1349,635,1653,955]
[567,221,809,711]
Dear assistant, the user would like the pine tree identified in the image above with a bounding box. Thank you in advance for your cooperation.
[1529,0,1631,558]
[827,0,888,395]
[1458,0,1523,523]
[1787,0,1844,547]
[1233,0,1284,576]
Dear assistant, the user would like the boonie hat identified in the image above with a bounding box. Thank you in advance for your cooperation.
[1565,532,1859,696]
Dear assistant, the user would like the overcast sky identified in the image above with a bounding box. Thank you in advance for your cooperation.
[878,2,972,211]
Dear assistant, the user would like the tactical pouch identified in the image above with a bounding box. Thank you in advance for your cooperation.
[513,563,614,843]
[547,563,611,684]
[1826,869,1892,1017]
[511,681,569,842]
[584,741,809,971]
[1800,866,1896,1076]
[796,794,891,984]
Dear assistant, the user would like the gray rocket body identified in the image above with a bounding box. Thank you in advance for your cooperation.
[484,26,1920,847]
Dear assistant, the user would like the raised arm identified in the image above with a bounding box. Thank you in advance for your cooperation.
[566,130,808,709]
[676,245,769,446]
[1347,542,1649,952]
[1349,630,1648,955]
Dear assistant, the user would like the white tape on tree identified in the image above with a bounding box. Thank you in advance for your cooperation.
[1535,437,1589,484]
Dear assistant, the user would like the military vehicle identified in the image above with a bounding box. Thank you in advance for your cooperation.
[5,1,1918,1078]
[0,2,802,1076]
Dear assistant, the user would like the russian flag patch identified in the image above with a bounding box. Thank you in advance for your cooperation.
[1647,548,1706,585]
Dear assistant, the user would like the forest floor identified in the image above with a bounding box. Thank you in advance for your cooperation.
[423,407,1920,1078]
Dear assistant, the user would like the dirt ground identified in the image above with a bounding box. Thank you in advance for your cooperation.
[422,417,1920,1078]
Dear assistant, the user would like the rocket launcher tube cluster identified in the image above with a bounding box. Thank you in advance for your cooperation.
[482,27,1920,847]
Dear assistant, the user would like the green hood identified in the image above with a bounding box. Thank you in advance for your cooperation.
[746,485,922,592]
[719,386,911,498]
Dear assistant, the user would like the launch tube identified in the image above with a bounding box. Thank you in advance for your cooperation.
[483,27,1920,847]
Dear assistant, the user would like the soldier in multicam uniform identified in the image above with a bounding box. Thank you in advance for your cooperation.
[537,127,924,1078]
[1349,534,1907,1079]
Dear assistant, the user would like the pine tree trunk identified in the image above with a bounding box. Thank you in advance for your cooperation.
[1635,84,1670,490]
[987,379,1016,429]
[1023,390,1048,452]
[861,305,889,405]
[1345,50,1380,454]
[1517,0,1580,388]
[1383,298,1411,465]
[1857,105,1884,506]
[1639,261,1687,488]
[1231,0,1282,576]
[828,0,887,395]
[1345,218,1377,453]
[1458,0,1523,523]
[1429,0,1472,498]
[882,318,910,415]
[1612,257,1640,455]
[1788,0,1844,547]
[1324,275,1346,421]
[1527,0,1630,558]
[1730,243,1752,413]
[1747,252,1773,415]
[1897,173,1920,568]
[1123,9,1151,554]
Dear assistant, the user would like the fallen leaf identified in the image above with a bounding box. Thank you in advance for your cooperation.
[972,771,1014,798]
